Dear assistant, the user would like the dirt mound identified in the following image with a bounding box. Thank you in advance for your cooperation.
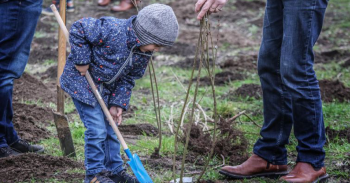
[319,79,350,102]
[171,57,215,69]
[160,42,196,57]
[340,57,350,68]
[169,0,264,25]
[13,72,55,104]
[234,84,262,99]
[40,65,58,80]
[315,49,350,64]
[118,123,158,136]
[123,105,138,119]
[220,55,257,71]
[29,37,58,64]
[234,0,266,10]
[325,127,350,144]
[13,103,53,125]
[13,103,52,143]
[183,117,249,165]
[195,71,245,86]
[0,153,84,183]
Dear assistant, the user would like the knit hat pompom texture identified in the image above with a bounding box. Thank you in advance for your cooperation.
[133,4,179,46]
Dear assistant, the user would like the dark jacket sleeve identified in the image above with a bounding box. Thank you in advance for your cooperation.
[69,17,105,65]
[109,57,150,110]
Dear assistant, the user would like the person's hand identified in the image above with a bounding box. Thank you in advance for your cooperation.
[75,64,89,76]
[109,106,123,125]
[195,0,227,20]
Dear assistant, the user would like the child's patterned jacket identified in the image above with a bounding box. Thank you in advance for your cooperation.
[60,16,151,110]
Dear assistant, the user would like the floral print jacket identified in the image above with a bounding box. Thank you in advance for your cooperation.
[60,15,151,110]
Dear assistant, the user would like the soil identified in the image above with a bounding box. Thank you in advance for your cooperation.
[160,42,196,57]
[7,0,347,182]
[118,123,158,136]
[29,37,58,64]
[171,57,216,70]
[319,79,350,102]
[13,72,56,104]
[0,153,84,183]
[194,71,245,86]
[325,126,350,144]
[122,105,138,119]
[315,49,350,64]
[183,117,249,165]
[340,57,350,68]
[233,84,262,99]
[39,65,58,80]
[219,55,258,71]
[12,103,52,143]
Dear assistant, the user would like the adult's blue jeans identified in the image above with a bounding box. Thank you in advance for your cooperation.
[72,98,124,181]
[253,0,328,168]
[0,0,42,148]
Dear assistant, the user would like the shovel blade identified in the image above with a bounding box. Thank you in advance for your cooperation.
[125,150,153,183]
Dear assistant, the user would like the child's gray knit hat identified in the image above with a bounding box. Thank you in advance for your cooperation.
[133,4,179,46]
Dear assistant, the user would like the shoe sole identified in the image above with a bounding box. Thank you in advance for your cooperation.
[312,174,329,183]
[282,173,329,183]
[67,9,75,12]
[219,170,289,179]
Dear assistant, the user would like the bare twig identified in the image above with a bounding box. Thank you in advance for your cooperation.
[242,113,262,128]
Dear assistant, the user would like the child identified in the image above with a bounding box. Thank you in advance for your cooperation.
[60,4,179,183]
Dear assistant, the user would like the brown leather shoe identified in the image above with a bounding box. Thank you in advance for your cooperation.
[98,0,111,6]
[219,154,289,179]
[280,162,328,183]
[111,0,137,12]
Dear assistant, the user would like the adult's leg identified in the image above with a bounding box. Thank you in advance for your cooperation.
[0,0,42,147]
[280,0,328,168]
[253,0,293,165]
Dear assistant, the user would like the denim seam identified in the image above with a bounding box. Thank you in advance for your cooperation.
[104,118,111,167]
[276,52,284,163]
[86,168,107,176]
[300,0,319,166]
[303,0,318,148]
[77,101,91,170]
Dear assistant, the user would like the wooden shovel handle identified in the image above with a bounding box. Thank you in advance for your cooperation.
[50,5,129,150]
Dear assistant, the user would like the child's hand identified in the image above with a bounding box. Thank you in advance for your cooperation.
[109,106,123,125]
[75,64,89,76]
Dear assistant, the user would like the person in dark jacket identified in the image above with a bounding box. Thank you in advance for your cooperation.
[60,4,179,183]
[195,0,329,183]
[0,0,45,158]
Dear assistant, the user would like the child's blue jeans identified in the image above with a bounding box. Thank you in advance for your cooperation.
[72,98,124,181]
[253,0,328,168]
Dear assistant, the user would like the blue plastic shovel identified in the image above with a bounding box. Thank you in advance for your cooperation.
[50,5,153,183]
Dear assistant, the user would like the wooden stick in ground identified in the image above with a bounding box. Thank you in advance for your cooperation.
[51,3,76,157]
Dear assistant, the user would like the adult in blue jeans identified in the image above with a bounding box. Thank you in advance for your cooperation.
[196,0,328,182]
[0,0,45,158]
